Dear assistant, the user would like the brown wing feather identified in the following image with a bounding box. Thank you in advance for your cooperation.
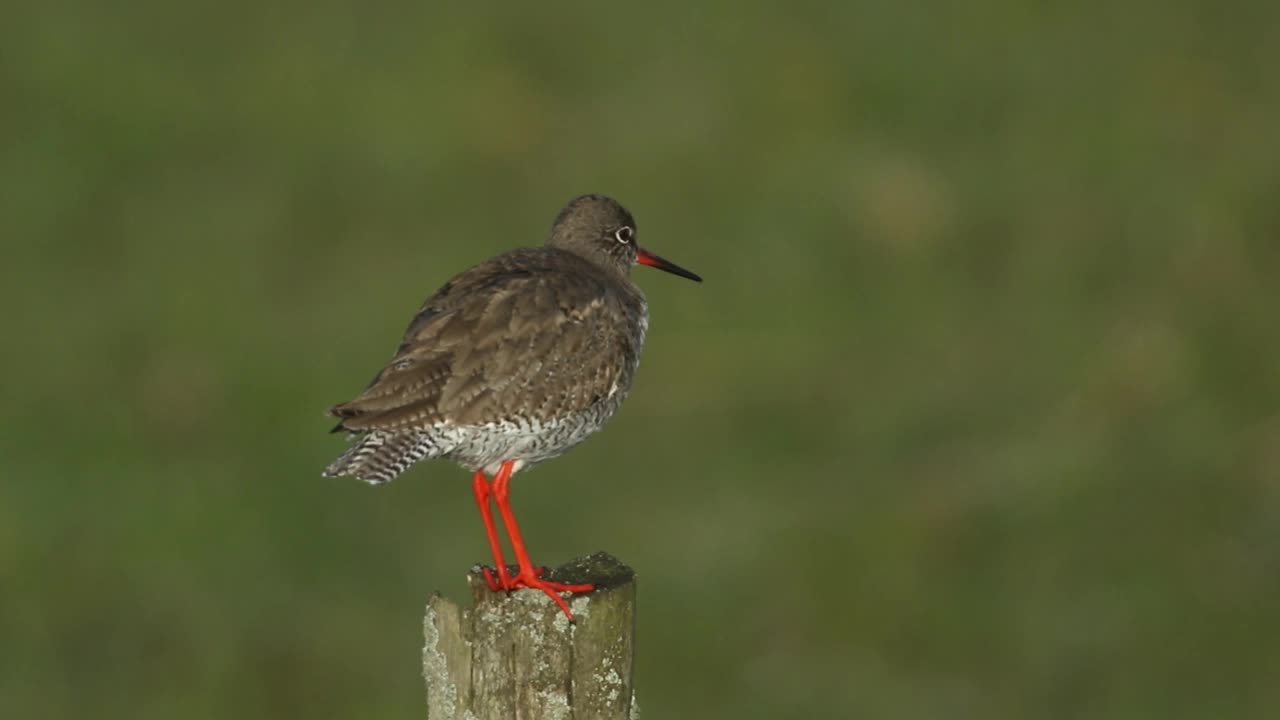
[328,247,638,432]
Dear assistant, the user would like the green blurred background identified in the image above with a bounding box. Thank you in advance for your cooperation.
[4,1,1279,718]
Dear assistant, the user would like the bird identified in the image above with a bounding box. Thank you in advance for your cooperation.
[322,194,701,619]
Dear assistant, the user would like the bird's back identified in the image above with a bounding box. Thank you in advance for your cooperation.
[324,246,648,483]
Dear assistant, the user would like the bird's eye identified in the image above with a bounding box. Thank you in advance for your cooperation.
[614,226,634,244]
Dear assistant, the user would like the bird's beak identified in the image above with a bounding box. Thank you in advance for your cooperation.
[636,248,702,283]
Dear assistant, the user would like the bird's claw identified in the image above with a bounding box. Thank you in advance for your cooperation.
[480,564,546,591]
[479,564,595,620]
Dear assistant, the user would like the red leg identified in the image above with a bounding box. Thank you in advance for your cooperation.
[471,469,512,591]
[491,459,594,620]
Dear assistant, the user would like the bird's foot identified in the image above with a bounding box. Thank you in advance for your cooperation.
[480,564,594,620]
[480,563,529,592]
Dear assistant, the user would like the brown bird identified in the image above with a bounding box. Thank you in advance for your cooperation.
[323,194,701,618]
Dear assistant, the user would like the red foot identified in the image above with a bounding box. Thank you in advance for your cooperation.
[480,565,594,619]
[492,569,594,618]
[481,564,547,592]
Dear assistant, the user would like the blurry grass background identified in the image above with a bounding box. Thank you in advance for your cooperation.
[3,1,1279,718]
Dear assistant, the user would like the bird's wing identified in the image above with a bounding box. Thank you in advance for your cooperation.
[328,249,635,432]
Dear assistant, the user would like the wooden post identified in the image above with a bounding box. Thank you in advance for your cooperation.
[423,552,638,720]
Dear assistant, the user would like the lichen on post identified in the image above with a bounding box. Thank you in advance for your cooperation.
[423,552,638,720]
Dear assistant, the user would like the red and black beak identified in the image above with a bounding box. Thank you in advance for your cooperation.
[636,248,702,283]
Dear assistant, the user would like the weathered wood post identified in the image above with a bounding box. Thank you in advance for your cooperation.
[423,552,638,719]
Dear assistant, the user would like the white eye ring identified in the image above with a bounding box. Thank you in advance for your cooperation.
[614,226,634,244]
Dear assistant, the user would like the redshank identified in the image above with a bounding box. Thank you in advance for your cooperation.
[323,194,701,619]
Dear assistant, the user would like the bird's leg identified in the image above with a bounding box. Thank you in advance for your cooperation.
[471,469,513,592]
[491,459,595,620]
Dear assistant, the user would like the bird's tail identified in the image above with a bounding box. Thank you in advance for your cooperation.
[322,431,437,485]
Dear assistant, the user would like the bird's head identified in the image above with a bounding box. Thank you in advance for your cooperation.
[547,194,702,283]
